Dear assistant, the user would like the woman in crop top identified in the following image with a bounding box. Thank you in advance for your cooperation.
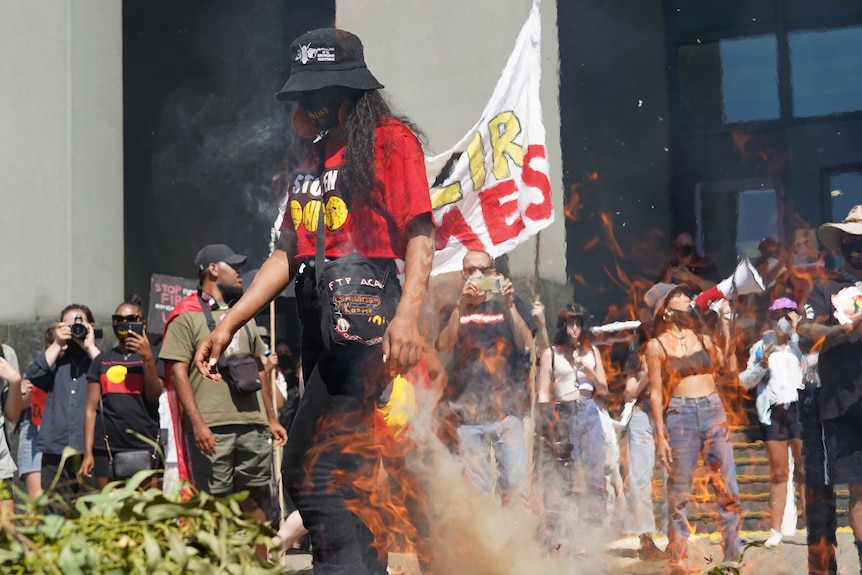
[643,283,741,570]
[537,303,608,523]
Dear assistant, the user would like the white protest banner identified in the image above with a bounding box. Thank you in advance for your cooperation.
[426,0,552,275]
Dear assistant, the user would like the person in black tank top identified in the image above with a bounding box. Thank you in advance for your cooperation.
[644,283,741,571]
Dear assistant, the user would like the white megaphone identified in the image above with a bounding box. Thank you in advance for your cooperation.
[720,257,765,297]
[694,257,765,310]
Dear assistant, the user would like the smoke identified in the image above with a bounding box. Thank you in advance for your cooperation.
[147,0,295,265]
[400,383,618,574]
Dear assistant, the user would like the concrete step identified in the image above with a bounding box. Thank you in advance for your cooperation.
[647,432,852,532]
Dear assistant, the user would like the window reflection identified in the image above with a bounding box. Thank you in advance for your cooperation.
[829,171,862,221]
[678,35,779,127]
[790,26,862,117]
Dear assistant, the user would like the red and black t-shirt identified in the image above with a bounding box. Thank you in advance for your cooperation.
[442,297,536,424]
[278,120,432,261]
[86,348,163,452]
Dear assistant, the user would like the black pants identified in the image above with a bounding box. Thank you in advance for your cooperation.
[40,452,95,515]
[281,264,388,575]
[799,382,838,575]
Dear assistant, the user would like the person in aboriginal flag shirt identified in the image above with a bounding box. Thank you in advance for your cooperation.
[79,295,164,488]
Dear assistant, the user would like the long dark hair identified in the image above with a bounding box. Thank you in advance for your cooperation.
[553,303,591,346]
[340,89,424,203]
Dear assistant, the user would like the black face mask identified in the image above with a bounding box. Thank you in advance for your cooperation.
[298,87,346,131]
[277,354,295,372]
[113,322,130,341]
[840,238,862,269]
[676,245,693,258]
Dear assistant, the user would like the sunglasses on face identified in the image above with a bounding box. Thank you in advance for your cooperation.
[112,314,142,323]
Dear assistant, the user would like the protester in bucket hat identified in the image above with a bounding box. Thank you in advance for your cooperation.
[643,281,741,569]
[643,282,693,324]
[195,27,435,575]
[797,204,862,575]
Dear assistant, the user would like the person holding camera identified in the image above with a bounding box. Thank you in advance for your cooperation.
[435,249,535,506]
[23,304,101,508]
[79,295,164,488]
[160,244,286,560]
[739,297,807,549]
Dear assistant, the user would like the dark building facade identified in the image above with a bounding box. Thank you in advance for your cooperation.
[560,0,862,318]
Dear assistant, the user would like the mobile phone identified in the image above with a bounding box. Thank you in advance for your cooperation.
[762,330,777,347]
[128,322,144,336]
[471,274,505,292]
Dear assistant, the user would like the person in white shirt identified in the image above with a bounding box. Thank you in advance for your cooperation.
[739,297,807,549]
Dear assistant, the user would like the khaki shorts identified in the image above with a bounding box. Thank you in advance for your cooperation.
[187,424,272,494]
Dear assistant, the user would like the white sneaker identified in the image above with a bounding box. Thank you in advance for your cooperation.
[764,529,783,549]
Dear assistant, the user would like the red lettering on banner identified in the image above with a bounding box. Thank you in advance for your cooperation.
[435,209,485,251]
[479,179,525,246]
[522,144,552,221]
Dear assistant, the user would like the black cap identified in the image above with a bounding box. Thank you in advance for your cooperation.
[194,244,247,271]
[275,28,384,101]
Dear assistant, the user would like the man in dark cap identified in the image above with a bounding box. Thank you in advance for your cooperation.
[797,205,862,575]
[160,243,287,560]
[194,28,435,575]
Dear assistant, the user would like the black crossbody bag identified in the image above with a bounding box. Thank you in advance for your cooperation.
[312,135,401,352]
[199,296,262,395]
[100,393,157,478]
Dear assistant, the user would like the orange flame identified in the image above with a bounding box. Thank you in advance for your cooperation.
[730,130,752,159]
[564,172,598,222]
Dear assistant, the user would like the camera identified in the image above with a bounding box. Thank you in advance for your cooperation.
[470,274,505,292]
[69,314,103,339]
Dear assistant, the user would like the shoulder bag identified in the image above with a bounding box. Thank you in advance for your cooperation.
[312,136,401,352]
[100,392,157,478]
[199,297,262,395]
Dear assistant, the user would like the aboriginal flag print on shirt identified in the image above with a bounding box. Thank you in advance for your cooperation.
[87,348,162,452]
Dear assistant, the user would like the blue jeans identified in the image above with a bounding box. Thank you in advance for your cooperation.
[665,393,741,563]
[563,398,607,523]
[625,407,657,535]
[457,415,528,505]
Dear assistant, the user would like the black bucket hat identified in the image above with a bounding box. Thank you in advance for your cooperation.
[275,28,384,101]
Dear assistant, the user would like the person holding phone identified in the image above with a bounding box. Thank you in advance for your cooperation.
[739,297,807,549]
[435,249,535,506]
[79,295,164,487]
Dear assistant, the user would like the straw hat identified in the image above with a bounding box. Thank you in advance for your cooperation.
[818,204,862,252]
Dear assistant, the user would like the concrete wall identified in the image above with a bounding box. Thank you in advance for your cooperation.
[0,0,124,343]
[337,0,566,285]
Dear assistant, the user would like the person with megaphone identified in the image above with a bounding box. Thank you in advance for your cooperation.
[643,283,742,573]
